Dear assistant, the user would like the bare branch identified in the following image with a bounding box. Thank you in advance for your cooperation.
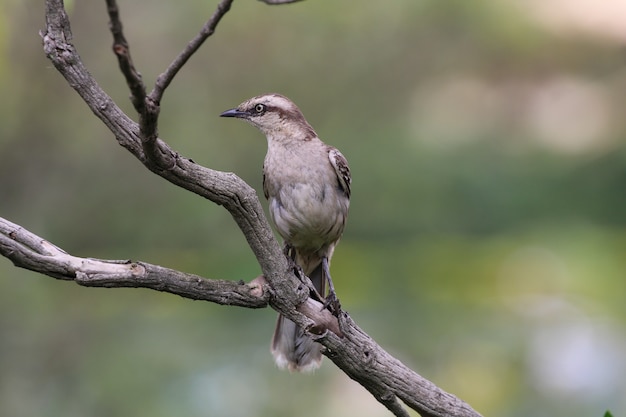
[103,0,233,162]
[151,0,234,104]
[0,217,268,307]
[105,0,146,114]
[322,315,480,417]
[1,215,480,417]
[0,216,341,345]
[30,1,486,416]
[41,0,286,287]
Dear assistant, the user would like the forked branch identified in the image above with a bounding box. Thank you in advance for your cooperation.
[3,1,491,416]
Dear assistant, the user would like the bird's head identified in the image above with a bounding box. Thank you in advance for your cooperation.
[220,93,316,140]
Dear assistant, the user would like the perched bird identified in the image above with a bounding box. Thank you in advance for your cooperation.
[220,94,351,371]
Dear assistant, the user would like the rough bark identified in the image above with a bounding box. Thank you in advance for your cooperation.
[0,1,484,416]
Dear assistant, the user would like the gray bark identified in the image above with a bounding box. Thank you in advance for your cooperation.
[0,1,484,416]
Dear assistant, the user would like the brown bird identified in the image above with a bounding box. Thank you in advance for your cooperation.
[220,94,351,371]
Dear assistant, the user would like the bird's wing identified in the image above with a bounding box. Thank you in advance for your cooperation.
[328,147,351,199]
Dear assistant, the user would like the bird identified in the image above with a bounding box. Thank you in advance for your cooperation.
[220,93,351,371]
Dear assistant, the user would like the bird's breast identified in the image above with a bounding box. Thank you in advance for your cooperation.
[268,181,348,252]
[263,142,349,252]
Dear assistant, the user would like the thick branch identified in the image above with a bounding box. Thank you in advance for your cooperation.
[1,215,481,417]
[29,1,485,416]
[41,0,290,296]
[0,217,340,339]
[0,217,267,307]
[322,316,479,417]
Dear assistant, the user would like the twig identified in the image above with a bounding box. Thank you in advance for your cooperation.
[104,0,235,173]
[105,0,146,114]
[151,0,234,104]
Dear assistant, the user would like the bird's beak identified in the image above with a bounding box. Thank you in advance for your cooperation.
[220,108,248,118]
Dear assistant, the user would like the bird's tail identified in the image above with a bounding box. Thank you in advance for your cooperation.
[271,258,324,372]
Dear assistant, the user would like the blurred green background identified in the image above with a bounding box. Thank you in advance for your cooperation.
[1,0,625,416]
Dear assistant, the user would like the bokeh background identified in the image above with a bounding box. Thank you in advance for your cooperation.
[1,0,625,416]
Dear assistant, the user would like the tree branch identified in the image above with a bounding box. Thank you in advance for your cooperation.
[150,0,233,104]
[104,0,234,164]
[105,0,146,114]
[0,217,347,329]
[0,214,480,417]
[19,1,486,416]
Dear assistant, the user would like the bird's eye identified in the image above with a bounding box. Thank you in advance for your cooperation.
[254,104,266,114]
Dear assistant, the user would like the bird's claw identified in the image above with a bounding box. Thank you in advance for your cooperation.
[322,290,342,316]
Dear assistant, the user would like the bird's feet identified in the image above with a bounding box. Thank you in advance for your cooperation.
[323,289,342,316]
[284,251,325,302]
[321,256,342,315]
